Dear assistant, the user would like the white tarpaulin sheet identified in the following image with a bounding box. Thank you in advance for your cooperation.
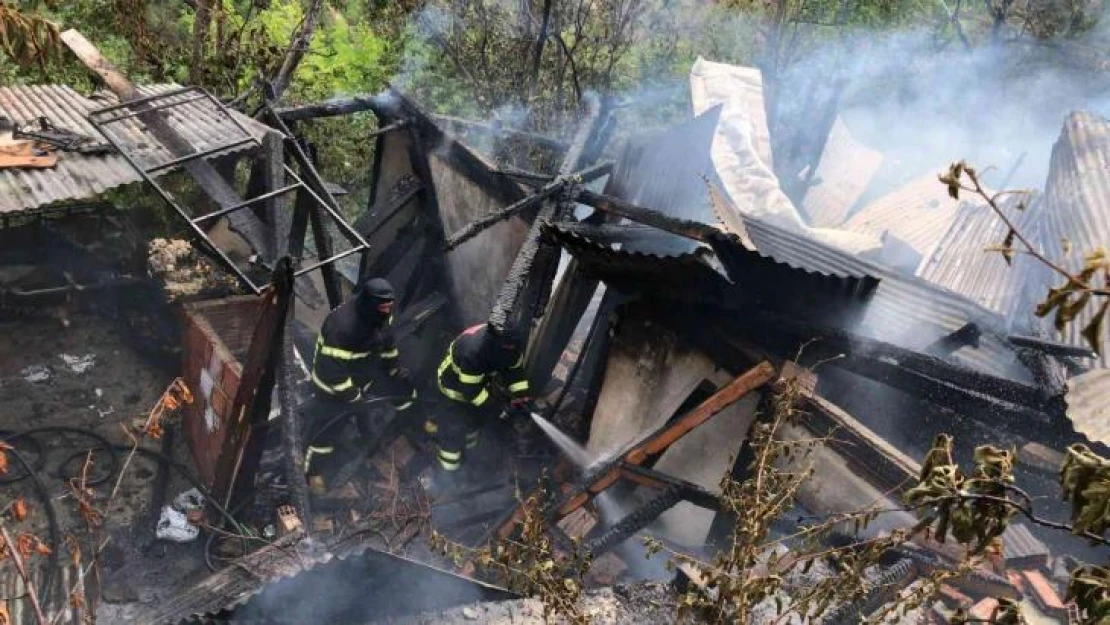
[689,57,880,254]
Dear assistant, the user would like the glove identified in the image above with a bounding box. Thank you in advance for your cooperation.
[506,396,534,420]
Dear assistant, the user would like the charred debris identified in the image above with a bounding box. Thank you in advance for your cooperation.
[0,30,1107,625]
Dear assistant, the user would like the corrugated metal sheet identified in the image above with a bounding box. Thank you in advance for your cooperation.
[800,117,884,228]
[843,174,963,256]
[735,215,1030,380]
[1001,523,1049,567]
[1034,111,1110,366]
[916,195,1039,317]
[0,84,271,214]
[1064,367,1110,446]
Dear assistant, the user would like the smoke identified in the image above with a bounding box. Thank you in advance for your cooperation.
[386,1,1108,196]
[776,27,1110,196]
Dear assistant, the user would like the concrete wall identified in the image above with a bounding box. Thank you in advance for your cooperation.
[429,152,530,323]
[586,309,718,459]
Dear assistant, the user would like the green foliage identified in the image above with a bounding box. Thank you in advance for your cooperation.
[1061,444,1110,540]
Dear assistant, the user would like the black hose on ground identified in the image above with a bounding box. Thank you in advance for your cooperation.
[2,444,62,610]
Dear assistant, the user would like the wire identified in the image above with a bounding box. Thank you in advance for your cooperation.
[2,444,61,609]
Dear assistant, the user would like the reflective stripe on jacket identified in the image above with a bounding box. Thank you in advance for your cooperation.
[437,324,530,407]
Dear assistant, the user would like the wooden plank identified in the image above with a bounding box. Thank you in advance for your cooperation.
[629,361,776,462]
[802,393,921,496]
[0,154,57,169]
[557,361,775,519]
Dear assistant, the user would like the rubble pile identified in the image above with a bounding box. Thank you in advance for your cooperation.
[147,238,236,301]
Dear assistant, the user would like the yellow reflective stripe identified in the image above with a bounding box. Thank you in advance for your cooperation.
[439,457,461,471]
[508,380,530,393]
[512,355,525,368]
[424,420,439,434]
[447,344,485,384]
[472,388,489,406]
[456,368,484,384]
[312,370,354,394]
[438,450,461,461]
[316,338,372,360]
[381,348,400,358]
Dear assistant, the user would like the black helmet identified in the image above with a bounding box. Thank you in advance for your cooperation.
[357,278,395,316]
[487,322,525,353]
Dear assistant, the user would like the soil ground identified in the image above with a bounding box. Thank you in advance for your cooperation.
[0,310,213,620]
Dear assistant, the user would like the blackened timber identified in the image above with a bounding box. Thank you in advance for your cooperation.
[302,141,343,308]
[432,113,569,152]
[553,362,775,519]
[1009,334,1097,359]
[923,322,981,357]
[355,178,423,241]
[488,94,603,331]
[274,95,384,121]
[444,184,562,251]
[445,161,613,251]
[573,188,720,242]
[617,463,722,511]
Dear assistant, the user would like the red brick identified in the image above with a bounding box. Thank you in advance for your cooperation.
[1005,570,1025,593]
[969,598,998,621]
[938,584,972,609]
[1022,569,1066,612]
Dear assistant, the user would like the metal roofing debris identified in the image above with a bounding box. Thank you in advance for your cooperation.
[800,117,884,229]
[917,195,1038,318]
[844,173,963,257]
[690,58,879,255]
[1033,110,1110,367]
[1064,367,1110,446]
[0,84,271,215]
[1001,523,1050,569]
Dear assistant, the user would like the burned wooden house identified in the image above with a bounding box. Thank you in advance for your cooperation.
[0,29,1103,624]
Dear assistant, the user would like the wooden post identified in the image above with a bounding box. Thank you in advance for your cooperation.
[212,259,295,508]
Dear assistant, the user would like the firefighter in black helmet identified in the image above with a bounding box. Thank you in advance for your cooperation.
[305,278,416,475]
[432,322,532,473]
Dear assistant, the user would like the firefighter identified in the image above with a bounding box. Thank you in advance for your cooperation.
[432,322,533,473]
[305,277,416,476]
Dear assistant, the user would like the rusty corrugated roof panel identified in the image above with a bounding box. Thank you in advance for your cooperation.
[1033,111,1110,365]
[0,84,271,214]
[844,174,963,256]
[916,195,1039,317]
[1064,368,1110,446]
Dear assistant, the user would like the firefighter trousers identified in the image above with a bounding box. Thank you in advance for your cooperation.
[434,400,493,471]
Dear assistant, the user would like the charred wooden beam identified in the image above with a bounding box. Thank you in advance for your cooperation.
[572,188,720,242]
[1009,334,1096,359]
[488,95,604,332]
[444,161,611,251]
[923,322,981,357]
[492,362,774,542]
[617,463,721,511]
[431,113,569,152]
[273,95,385,121]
